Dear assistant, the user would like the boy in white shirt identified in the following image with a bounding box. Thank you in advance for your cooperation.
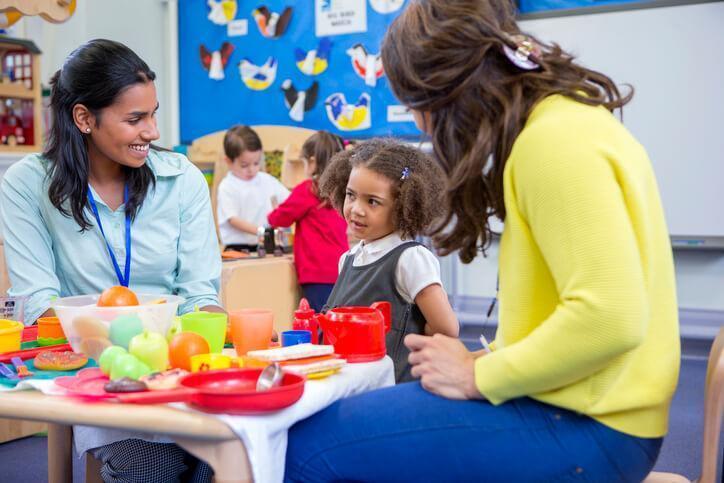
[216,125,290,251]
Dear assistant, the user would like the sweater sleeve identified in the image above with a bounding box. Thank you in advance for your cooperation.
[267,181,315,227]
[475,135,648,405]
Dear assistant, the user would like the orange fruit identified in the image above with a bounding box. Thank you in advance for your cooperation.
[168,332,210,371]
[97,286,140,307]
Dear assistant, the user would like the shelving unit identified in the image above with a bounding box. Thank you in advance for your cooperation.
[0,37,42,153]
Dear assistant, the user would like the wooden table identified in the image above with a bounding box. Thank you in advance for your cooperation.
[219,255,300,332]
[0,391,252,483]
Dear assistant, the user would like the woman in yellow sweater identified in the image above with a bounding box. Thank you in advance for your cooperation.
[284,1,679,481]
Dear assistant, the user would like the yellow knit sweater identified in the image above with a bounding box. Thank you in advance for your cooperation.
[475,95,680,438]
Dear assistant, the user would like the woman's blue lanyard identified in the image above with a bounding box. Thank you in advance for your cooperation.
[87,185,131,287]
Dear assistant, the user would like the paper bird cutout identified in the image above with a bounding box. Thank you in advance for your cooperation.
[208,0,237,25]
[239,57,278,90]
[252,6,293,38]
[369,0,405,14]
[346,44,384,87]
[325,93,371,131]
[200,42,234,80]
[295,38,332,76]
[281,80,319,122]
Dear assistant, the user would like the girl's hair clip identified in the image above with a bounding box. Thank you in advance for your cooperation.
[400,166,410,181]
[502,34,541,70]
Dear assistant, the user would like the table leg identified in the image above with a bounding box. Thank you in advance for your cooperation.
[47,423,73,483]
[176,437,253,483]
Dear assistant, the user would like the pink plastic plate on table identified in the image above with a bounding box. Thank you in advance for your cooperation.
[54,367,114,400]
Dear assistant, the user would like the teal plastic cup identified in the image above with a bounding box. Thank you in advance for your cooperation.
[180,311,228,353]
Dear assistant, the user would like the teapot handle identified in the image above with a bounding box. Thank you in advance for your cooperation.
[370,301,391,334]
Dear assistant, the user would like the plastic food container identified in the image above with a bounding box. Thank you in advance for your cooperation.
[0,319,23,353]
[51,294,183,358]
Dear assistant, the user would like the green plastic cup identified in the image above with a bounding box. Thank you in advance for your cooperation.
[180,311,228,354]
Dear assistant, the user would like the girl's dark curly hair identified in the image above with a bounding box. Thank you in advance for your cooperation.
[319,138,445,240]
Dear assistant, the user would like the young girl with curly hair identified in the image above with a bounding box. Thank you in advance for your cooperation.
[319,138,459,382]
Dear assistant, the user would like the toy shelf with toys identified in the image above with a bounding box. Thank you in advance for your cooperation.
[0,37,42,153]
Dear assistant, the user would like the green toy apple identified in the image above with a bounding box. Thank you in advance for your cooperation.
[99,345,127,376]
[110,353,152,380]
[109,314,144,350]
[129,330,169,372]
[166,316,182,342]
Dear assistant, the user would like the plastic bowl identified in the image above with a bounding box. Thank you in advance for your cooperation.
[51,294,184,358]
[0,319,23,353]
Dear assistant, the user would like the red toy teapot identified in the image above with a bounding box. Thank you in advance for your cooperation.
[315,302,391,362]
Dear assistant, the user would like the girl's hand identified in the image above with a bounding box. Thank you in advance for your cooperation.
[405,333,485,400]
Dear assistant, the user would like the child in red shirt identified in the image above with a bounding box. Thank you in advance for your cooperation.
[267,131,349,311]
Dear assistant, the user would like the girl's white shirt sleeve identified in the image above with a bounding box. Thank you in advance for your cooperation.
[395,246,442,304]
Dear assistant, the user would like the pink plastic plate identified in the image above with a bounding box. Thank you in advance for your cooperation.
[54,367,114,400]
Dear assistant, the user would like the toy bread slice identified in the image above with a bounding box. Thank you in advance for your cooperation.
[246,343,334,362]
[284,358,347,375]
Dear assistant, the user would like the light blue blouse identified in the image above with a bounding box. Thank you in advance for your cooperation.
[0,150,221,324]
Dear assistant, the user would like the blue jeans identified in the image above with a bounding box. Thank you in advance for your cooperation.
[285,382,662,482]
[301,283,334,313]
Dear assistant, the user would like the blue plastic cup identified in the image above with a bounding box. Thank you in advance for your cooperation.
[281,330,312,347]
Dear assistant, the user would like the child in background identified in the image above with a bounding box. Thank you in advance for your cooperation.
[320,139,459,382]
[217,125,290,251]
[267,131,349,312]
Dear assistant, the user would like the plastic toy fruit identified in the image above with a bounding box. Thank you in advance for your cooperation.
[97,286,139,307]
[99,346,128,376]
[165,316,182,342]
[109,314,144,350]
[110,353,152,380]
[168,332,210,371]
[129,330,169,372]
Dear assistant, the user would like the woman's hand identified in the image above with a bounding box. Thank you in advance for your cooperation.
[405,333,485,400]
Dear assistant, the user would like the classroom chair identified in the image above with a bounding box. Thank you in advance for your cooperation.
[644,326,724,483]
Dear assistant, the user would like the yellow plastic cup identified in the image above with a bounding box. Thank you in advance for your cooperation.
[190,353,232,372]
[0,319,23,353]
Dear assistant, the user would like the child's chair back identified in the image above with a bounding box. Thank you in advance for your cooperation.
[644,326,724,483]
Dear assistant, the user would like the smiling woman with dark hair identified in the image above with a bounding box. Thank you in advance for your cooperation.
[0,39,220,482]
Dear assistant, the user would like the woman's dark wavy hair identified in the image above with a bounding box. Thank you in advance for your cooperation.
[382,0,632,263]
[44,39,157,231]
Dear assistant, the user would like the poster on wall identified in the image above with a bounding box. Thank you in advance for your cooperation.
[517,0,657,14]
[179,0,419,142]
[315,0,367,37]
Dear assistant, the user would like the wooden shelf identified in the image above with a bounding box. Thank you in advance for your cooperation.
[0,82,34,100]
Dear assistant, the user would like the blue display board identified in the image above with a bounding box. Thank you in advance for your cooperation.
[518,0,658,14]
[178,0,419,144]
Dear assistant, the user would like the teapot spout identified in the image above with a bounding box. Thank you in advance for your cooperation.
[315,313,337,344]
[370,301,391,334]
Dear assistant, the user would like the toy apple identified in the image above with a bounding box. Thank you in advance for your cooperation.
[129,330,169,372]
[109,314,144,349]
[166,316,182,342]
[99,345,127,376]
[110,353,151,380]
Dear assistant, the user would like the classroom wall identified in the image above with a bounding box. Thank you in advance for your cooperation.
[15,0,178,147]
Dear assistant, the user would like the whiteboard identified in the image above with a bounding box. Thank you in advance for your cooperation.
[520,2,724,242]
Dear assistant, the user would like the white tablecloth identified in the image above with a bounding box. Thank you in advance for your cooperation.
[51,356,394,483]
